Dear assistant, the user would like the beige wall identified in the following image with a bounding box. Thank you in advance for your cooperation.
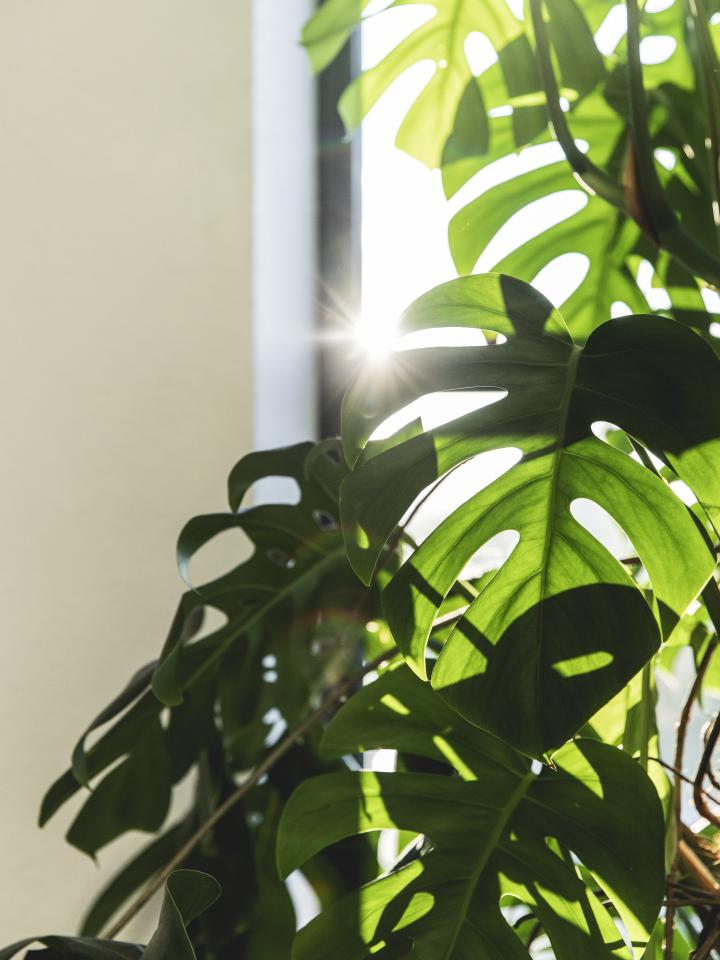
[0,1,255,941]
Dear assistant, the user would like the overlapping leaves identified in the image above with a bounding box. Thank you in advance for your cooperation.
[40,441,358,851]
[0,871,219,960]
[279,664,665,959]
[340,273,720,755]
[306,0,720,337]
[304,0,543,170]
[35,441,374,953]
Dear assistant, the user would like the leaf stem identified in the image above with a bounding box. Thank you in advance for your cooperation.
[103,646,398,940]
[650,757,720,805]
[528,0,626,208]
[694,711,720,827]
[665,633,718,959]
[685,0,720,253]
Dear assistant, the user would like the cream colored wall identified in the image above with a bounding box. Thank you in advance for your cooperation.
[0,1,255,941]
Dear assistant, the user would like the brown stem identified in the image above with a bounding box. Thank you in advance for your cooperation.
[695,712,720,828]
[665,636,719,959]
[692,916,720,960]
[678,839,720,897]
[103,646,398,940]
[650,757,720,806]
[706,752,720,795]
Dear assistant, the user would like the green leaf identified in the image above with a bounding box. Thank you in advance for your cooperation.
[301,0,374,74]
[337,0,531,169]
[40,441,365,871]
[279,665,664,959]
[143,870,221,960]
[244,792,296,960]
[0,940,140,960]
[449,158,648,339]
[0,871,218,960]
[321,660,525,778]
[154,441,350,707]
[70,663,158,788]
[40,686,162,828]
[66,717,172,857]
[340,274,718,754]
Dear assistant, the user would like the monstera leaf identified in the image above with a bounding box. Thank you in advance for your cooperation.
[306,0,720,339]
[154,438,354,708]
[340,274,720,755]
[303,0,548,170]
[0,871,219,960]
[446,0,715,338]
[447,88,650,338]
[40,441,366,856]
[278,665,664,959]
[449,157,647,339]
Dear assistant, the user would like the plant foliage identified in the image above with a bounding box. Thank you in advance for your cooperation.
[340,272,720,755]
[279,664,665,959]
[7,0,720,956]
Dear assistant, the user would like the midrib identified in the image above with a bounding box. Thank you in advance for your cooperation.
[174,545,347,699]
[441,770,535,958]
[532,345,582,736]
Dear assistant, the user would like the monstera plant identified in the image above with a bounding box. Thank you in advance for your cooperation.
[8,0,720,957]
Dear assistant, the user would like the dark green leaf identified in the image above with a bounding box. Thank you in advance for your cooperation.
[143,870,221,960]
[340,274,718,754]
[279,665,664,959]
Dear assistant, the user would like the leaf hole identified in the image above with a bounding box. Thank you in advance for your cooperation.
[369,389,507,443]
[530,252,590,309]
[655,147,676,170]
[286,870,321,930]
[570,497,637,562]
[401,449,522,545]
[312,508,339,532]
[186,605,230,644]
[266,547,296,570]
[488,104,513,118]
[264,708,288,747]
[460,528,520,580]
[187,526,255,585]
[245,476,301,507]
[590,421,633,455]
[475,190,588,273]
[397,326,494,350]
[639,35,677,64]
[464,32,498,77]
[610,301,632,318]
[594,4,627,55]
